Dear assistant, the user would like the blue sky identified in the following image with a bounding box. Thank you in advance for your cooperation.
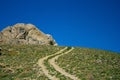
[0,0,120,52]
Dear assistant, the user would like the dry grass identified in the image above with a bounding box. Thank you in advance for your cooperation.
[0,44,63,80]
[0,45,119,80]
[56,47,120,80]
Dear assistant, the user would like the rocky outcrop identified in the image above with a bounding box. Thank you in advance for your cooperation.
[0,23,57,46]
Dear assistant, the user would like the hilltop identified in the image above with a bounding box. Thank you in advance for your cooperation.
[0,23,119,80]
[0,44,119,80]
[0,23,57,46]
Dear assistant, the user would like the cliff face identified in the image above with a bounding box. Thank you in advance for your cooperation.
[0,23,57,46]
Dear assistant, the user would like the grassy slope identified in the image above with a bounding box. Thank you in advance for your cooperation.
[0,45,120,80]
[57,47,120,80]
[0,44,63,80]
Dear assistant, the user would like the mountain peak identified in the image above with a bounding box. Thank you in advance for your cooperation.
[0,23,57,46]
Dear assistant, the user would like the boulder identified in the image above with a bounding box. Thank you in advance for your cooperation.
[0,23,57,46]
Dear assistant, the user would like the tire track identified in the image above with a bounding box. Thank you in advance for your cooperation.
[37,47,67,80]
[49,47,80,80]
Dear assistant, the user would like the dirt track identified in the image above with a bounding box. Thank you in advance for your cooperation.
[37,47,80,80]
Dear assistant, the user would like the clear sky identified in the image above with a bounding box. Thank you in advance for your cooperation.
[0,0,120,52]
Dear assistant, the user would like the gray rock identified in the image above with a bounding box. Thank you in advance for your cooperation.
[0,23,57,46]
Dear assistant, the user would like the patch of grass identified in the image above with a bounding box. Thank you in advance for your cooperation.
[0,44,63,80]
[56,47,120,80]
[0,44,119,80]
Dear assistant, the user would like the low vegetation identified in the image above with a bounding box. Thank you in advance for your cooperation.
[0,44,63,80]
[56,47,120,80]
[0,45,119,80]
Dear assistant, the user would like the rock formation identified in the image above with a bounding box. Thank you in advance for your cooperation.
[0,23,57,46]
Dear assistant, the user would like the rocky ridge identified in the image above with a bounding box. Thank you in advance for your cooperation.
[0,23,57,46]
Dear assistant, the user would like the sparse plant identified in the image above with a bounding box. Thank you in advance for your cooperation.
[0,44,119,80]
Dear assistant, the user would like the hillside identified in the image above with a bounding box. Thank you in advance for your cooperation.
[0,44,119,80]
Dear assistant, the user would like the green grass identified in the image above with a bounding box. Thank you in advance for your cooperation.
[56,47,120,80]
[0,45,120,80]
[0,44,63,80]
